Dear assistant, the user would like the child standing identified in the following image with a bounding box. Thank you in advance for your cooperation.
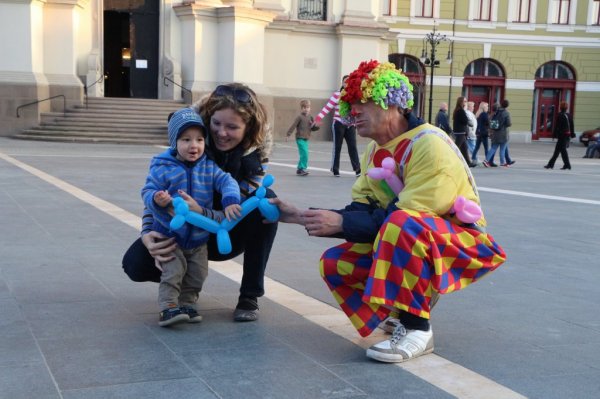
[141,108,242,327]
[286,99,319,176]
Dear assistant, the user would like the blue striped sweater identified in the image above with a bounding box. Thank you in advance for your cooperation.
[141,150,240,249]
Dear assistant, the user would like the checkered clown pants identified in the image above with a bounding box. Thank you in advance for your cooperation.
[320,209,506,337]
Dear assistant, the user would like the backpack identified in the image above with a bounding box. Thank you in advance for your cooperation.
[490,111,501,130]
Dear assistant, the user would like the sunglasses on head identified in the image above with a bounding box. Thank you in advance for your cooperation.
[213,85,253,104]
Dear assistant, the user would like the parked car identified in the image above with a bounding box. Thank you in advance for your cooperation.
[579,126,600,147]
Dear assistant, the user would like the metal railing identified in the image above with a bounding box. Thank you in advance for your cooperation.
[164,76,192,104]
[298,0,327,21]
[84,74,105,109]
[16,94,66,118]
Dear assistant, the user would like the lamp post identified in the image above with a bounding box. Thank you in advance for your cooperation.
[420,25,452,123]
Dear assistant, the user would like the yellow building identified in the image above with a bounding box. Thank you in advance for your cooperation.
[385,0,600,142]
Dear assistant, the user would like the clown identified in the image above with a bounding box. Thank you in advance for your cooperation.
[271,60,506,363]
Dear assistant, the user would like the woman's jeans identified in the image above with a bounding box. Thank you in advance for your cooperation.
[472,135,489,161]
[487,143,507,165]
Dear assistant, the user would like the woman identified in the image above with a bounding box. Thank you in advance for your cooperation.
[122,83,277,322]
[471,102,489,163]
[544,101,575,170]
[483,102,511,168]
[452,96,476,167]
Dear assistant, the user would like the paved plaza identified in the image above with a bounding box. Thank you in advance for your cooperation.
[0,136,599,399]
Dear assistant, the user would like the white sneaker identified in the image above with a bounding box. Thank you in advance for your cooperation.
[366,323,434,363]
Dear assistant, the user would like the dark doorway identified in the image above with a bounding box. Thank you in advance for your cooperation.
[103,0,159,98]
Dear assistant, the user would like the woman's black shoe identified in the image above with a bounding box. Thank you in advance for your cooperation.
[560,166,571,170]
[543,165,552,169]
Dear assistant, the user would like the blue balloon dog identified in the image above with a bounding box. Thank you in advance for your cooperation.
[169,174,280,254]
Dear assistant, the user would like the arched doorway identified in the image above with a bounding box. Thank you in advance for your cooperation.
[462,58,505,112]
[532,61,576,140]
[388,54,426,119]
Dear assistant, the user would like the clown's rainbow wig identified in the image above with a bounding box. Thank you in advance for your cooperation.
[339,60,414,124]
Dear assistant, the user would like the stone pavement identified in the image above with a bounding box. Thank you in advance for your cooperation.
[0,136,599,399]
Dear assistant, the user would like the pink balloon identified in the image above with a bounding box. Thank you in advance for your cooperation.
[452,195,482,224]
[366,157,404,194]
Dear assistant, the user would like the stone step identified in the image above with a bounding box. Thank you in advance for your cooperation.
[35,123,165,133]
[40,117,167,127]
[12,133,167,145]
[16,97,184,144]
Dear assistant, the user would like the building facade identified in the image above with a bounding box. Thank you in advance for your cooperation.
[387,0,600,142]
[1,0,599,141]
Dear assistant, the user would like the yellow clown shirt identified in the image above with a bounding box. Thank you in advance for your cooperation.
[351,123,486,227]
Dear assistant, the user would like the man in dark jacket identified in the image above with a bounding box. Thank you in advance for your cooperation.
[435,102,452,136]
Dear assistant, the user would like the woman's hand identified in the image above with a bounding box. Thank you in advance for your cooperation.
[141,231,177,264]
[302,209,343,237]
[178,190,203,213]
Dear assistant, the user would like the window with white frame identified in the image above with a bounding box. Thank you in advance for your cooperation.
[551,0,571,24]
[514,0,532,22]
[474,0,493,21]
[593,0,600,24]
[416,0,434,17]
[381,0,398,16]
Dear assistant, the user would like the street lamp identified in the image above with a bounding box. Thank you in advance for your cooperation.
[420,25,452,123]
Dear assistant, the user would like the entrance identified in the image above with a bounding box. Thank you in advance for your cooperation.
[103,0,159,98]
[462,59,505,113]
[532,61,576,140]
[536,89,559,138]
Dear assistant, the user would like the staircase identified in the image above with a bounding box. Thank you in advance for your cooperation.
[13,97,187,145]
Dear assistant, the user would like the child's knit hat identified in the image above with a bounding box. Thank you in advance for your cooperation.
[167,108,206,150]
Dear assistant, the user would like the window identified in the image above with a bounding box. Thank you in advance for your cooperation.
[464,59,504,78]
[551,0,570,24]
[514,0,531,22]
[535,61,575,80]
[474,0,493,21]
[381,0,398,16]
[594,0,600,25]
[416,0,434,17]
[297,0,327,21]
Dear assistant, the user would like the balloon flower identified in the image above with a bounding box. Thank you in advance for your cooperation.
[170,174,280,254]
[367,157,482,224]
[366,157,404,194]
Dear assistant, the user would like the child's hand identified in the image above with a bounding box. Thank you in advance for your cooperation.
[177,190,203,213]
[154,190,172,207]
[224,204,242,221]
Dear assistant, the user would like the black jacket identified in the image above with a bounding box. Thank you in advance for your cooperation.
[452,108,470,134]
[553,111,575,139]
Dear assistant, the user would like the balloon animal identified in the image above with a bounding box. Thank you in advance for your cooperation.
[367,157,482,224]
[170,174,280,254]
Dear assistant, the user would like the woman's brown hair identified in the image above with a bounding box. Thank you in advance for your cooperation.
[195,83,270,151]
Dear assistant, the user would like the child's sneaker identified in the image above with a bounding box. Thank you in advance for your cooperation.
[180,306,203,323]
[299,169,309,176]
[158,307,190,327]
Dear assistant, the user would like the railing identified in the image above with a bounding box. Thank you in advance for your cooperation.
[298,0,327,21]
[16,94,66,118]
[164,76,192,104]
[84,74,105,109]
